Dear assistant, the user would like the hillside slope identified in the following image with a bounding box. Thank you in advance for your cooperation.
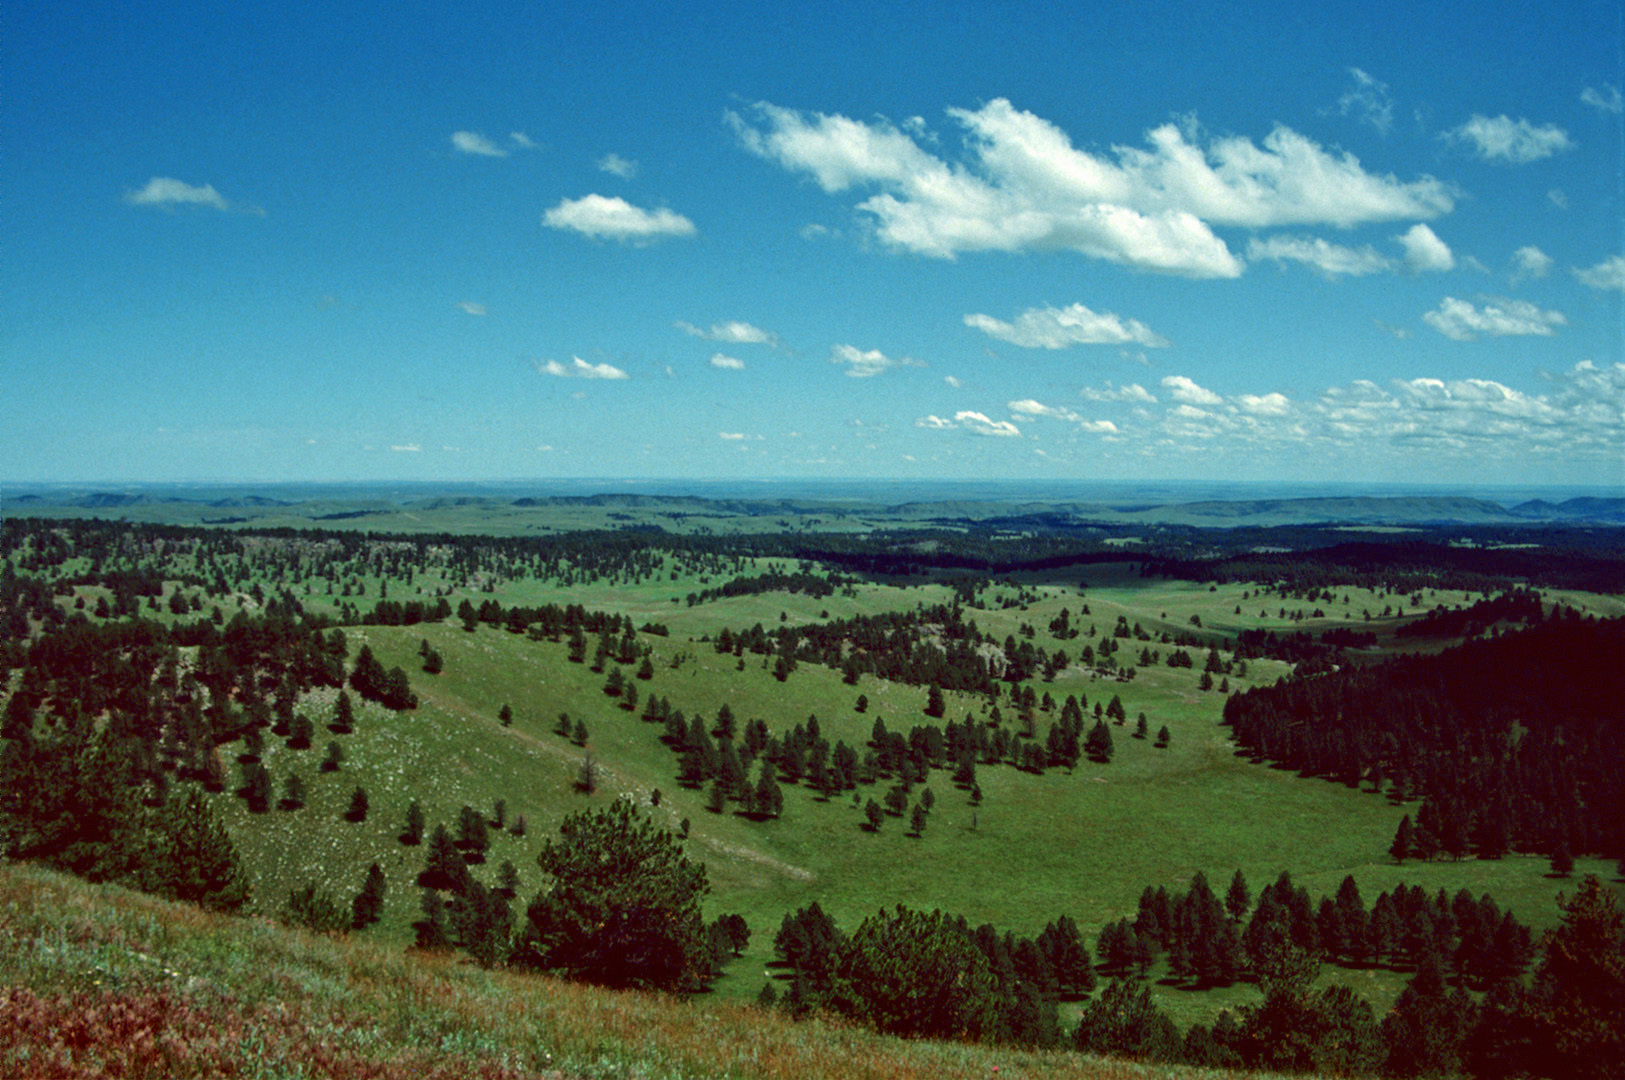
[0,862,1290,1080]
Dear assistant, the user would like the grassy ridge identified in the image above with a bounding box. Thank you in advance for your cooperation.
[0,862,1284,1080]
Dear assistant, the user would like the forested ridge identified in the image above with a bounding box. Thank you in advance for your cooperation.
[1224,613,1625,862]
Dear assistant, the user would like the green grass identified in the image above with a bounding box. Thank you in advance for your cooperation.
[198,572,1618,1031]
[1,862,1293,1080]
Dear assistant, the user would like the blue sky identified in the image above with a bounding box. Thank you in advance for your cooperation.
[3,0,1622,488]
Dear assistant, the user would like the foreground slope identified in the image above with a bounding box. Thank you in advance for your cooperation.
[0,862,1293,1080]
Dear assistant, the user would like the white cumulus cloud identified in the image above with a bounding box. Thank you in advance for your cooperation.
[1396,224,1455,272]
[1423,297,1567,340]
[1248,234,1392,277]
[731,99,1457,277]
[710,353,746,370]
[1511,246,1553,281]
[964,303,1168,349]
[1445,115,1573,163]
[124,177,232,211]
[1161,375,1224,406]
[955,411,1022,437]
[1009,399,1081,421]
[1236,392,1292,416]
[1574,255,1625,292]
[452,131,509,157]
[543,194,696,243]
[829,344,925,377]
[675,319,776,345]
[535,356,631,380]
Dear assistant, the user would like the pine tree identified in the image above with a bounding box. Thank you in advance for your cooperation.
[351,862,386,929]
[518,800,711,991]
[415,888,453,949]
[1226,869,1252,923]
[498,704,513,727]
[1381,950,1470,1076]
[345,785,369,823]
[332,689,355,733]
[320,740,343,772]
[137,786,250,912]
[909,802,928,836]
[1390,815,1414,863]
[401,799,425,844]
[458,803,490,859]
[864,799,884,831]
[285,882,349,934]
[417,824,469,893]
[1085,719,1114,763]
[280,772,306,811]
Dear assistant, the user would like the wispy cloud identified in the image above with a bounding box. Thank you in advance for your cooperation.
[1248,234,1392,277]
[452,131,509,157]
[390,443,422,453]
[1063,364,1622,466]
[1443,115,1573,163]
[458,301,488,316]
[1423,296,1566,340]
[1581,84,1623,115]
[709,353,745,370]
[731,98,1455,277]
[1080,382,1157,404]
[535,356,631,380]
[964,302,1168,349]
[509,132,540,150]
[543,194,696,243]
[675,319,776,345]
[829,344,925,377]
[1574,255,1625,292]
[1334,68,1394,134]
[1008,399,1123,434]
[124,177,232,211]
[598,153,638,178]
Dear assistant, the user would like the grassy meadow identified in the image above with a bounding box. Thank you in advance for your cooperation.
[184,561,1620,1030]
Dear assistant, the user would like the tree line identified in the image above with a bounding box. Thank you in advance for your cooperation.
[1224,612,1625,861]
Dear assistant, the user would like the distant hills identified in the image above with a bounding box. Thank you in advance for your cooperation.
[6,485,1623,531]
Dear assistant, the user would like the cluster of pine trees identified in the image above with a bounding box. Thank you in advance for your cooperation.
[765,875,1622,1079]
[769,901,1094,1045]
[1097,870,1533,992]
[1225,612,1625,861]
